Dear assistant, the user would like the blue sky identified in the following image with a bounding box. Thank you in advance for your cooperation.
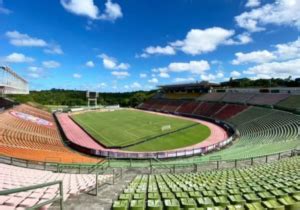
[0,0,300,92]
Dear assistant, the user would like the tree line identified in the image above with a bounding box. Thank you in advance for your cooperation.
[9,89,157,107]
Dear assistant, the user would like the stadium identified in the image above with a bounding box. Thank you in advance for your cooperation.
[1,0,300,209]
[0,65,300,209]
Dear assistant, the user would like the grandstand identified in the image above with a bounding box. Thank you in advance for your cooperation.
[113,157,300,210]
[0,74,300,209]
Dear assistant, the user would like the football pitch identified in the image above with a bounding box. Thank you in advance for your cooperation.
[71,109,211,152]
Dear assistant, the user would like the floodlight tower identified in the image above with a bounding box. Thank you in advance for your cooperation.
[86,91,99,107]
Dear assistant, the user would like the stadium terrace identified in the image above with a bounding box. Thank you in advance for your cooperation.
[1,0,300,209]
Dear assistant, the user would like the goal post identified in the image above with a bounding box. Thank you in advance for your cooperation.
[161,125,171,132]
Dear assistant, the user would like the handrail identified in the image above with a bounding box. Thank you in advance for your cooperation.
[0,147,297,173]
[0,181,63,210]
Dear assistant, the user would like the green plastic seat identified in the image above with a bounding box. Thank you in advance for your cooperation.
[213,196,230,207]
[113,200,129,210]
[130,200,145,210]
[243,193,261,203]
[180,198,197,210]
[162,192,175,200]
[228,195,246,205]
[258,191,276,200]
[278,196,300,210]
[148,192,160,200]
[245,202,265,210]
[197,197,214,208]
[147,200,163,210]
[228,189,241,195]
[189,191,202,198]
[270,189,287,198]
[293,194,300,201]
[216,190,228,196]
[175,192,189,198]
[164,199,180,210]
[262,199,284,210]
[226,204,245,210]
[119,193,132,201]
[133,193,146,200]
[203,190,216,197]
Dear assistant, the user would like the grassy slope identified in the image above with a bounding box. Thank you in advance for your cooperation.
[71,109,210,151]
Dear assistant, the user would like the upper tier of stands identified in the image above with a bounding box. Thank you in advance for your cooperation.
[0,163,111,209]
[113,157,300,210]
[0,104,100,163]
[164,92,202,100]
[196,92,292,107]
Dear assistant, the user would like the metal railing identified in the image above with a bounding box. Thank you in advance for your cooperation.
[0,181,63,210]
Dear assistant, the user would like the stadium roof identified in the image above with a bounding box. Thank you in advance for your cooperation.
[158,81,220,89]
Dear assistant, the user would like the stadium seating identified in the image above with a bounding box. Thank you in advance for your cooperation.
[164,93,202,100]
[0,105,100,163]
[160,100,184,113]
[0,163,111,209]
[193,102,225,117]
[275,95,300,113]
[222,92,256,104]
[213,104,249,120]
[197,92,226,102]
[205,107,300,160]
[176,101,201,114]
[113,157,300,210]
[247,93,290,106]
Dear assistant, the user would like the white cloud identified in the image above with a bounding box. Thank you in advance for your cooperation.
[232,50,276,65]
[173,77,195,83]
[170,27,235,55]
[42,60,60,68]
[139,73,147,78]
[2,52,34,63]
[0,0,11,14]
[27,66,44,79]
[86,60,95,68]
[6,31,47,47]
[158,72,170,78]
[142,45,176,57]
[130,82,142,89]
[274,37,300,60]
[246,0,261,8]
[99,0,123,21]
[244,58,300,78]
[98,54,130,70]
[230,71,241,77]
[225,33,252,45]
[111,71,130,78]
[73,73,82,78]
[60,0,122,21]
[148,78,158,84]
[236,0,300,32]
[44,44,63,55]
[140,27,246,57]
[168,60,210,74]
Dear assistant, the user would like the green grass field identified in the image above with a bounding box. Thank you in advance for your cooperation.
[71,109,211,152]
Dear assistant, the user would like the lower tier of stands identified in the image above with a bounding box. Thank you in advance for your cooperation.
[0,164,111,209]
[0,105,100,163]
[113,157,300,210]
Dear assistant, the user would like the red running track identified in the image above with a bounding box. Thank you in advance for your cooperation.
[56,111,228,154]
